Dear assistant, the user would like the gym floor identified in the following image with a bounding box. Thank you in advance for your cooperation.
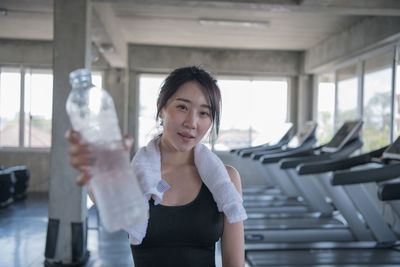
[0,192,223,267]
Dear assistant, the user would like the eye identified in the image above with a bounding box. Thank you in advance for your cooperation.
[177,104,188,111]
[200,111,210,117]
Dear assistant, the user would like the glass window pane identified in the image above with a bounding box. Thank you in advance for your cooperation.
[336,65,358,127]
[316,73,335,145]
[0,68,21,147]
[138,75,288,151]
[394,52,400,140]
[362,52,392,152]
[92,71,103,89]
[138,74,166,148]
[24,69,53,148]
[216,78,288,151]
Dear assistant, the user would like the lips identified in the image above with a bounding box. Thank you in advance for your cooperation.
[178,132,195,142]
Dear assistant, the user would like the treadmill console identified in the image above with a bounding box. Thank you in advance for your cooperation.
[383,135,400,160]
[287,121,317,148]
[322,120,363,152]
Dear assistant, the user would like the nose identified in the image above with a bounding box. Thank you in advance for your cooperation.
[183,111,196,129]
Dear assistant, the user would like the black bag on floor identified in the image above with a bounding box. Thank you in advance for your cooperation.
[0,169,15,207]
[8,166,30,200]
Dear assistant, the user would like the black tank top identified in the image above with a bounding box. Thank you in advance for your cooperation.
[131,183,224,267]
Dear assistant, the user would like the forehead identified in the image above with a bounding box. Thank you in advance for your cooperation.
[171,81,210,105]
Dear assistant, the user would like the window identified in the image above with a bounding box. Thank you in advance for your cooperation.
[316,73,335,145]
[362,51,393,151]
[24,69,53,147]
[336,65,359,127]
[0,68,21,147]
[138,74,166,148]
[137,75,289,151]
[0,67,103,148]
[394,49,400,140]
[92,71,103,89]
[216,78,288,151]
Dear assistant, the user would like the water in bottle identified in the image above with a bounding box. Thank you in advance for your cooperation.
[66,68,148,232]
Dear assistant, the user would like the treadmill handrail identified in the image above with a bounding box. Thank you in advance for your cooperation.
[240,141,288,157]
[279,138,362,169]
[251,126,318,159]
[233,123,294,154]
[331,163,400,186]
[296,146,388,175]
[378,182,400,201]
[260,137,317,164]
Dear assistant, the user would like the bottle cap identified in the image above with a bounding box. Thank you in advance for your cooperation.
[69,68,92,88]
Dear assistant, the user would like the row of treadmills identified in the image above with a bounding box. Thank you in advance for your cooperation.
[228,120,400,266]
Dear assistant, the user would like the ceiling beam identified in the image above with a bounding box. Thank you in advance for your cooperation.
[92,3,127,68]
[93,0,400,16]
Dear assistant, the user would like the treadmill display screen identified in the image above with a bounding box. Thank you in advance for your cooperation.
[287,121,316,148]
[322,120,362,152]
[383,135,400,160]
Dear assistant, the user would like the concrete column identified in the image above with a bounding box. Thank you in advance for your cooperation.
[128,71,140,154]
[45,0,91,265]
[288,76,299,133]
[104,68,129,134]
[297,74,314,128]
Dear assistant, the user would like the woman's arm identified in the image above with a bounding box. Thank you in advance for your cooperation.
[221,165,245,267]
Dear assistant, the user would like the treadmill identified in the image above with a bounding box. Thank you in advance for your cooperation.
[245,136,400,267]
[232,122,293,156]
[242,121,318,198]
[230,123,294,192]
[379,181,400,201]
[244,121,367,245]
[245,121,361,215]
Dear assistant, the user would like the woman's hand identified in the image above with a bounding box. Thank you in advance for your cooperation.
[65,129,134,186]
[65,129,95,186]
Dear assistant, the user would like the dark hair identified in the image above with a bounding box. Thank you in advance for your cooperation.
[156,66,221,140]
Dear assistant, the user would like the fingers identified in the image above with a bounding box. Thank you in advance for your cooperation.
[69,154,96,170]
[75,171,93,186]
[65,129,94,187]
[67,141,95,167]
[67,142,92,156]
[65,129,96,171]
[65,129,82,144]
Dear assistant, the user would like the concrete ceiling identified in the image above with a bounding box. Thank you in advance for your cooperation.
[1,0,400,67]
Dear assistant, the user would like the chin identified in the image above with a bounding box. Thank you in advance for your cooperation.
[176,139,198,151]
[177,143,196,152]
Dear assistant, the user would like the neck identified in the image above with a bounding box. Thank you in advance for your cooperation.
[159,136,195,166]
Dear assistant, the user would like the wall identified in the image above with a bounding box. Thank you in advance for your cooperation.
[304,16,400,74]
[0,149,50,192]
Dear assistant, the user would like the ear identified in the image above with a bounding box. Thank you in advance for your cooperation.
[157,104,166,119]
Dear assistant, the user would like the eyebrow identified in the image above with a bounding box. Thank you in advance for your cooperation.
[176,97,211,110]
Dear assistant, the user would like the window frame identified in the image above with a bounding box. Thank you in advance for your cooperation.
[215,74,290,151]
[137,72,291,151]
[0,65,104,151]
[314,41,400,150]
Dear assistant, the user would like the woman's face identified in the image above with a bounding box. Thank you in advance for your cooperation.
[160,81,213,152]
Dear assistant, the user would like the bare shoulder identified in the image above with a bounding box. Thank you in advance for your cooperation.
[225,165,242,195]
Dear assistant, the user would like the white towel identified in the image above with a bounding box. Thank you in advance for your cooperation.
[125,137,247,245]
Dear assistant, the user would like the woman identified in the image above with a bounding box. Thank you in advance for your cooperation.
[66,66,245,266]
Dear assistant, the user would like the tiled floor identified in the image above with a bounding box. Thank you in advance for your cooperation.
[0,192,223,267]
[0,193,49,267]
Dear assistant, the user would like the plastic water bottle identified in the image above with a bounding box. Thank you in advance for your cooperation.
[66,68,148,232]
